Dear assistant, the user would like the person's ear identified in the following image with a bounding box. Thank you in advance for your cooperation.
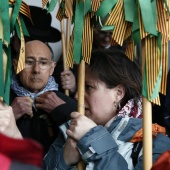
[13,59,18,73]
[50,61,56,75]
[115,85,125,103]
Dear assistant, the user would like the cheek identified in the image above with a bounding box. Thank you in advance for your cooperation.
[87,96,105,115]
[19,71,29,84]
[89,93,114,114]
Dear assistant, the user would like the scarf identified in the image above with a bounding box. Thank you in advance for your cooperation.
[117,97,142,119]
[105,97,142,128]
[11,75,58,108]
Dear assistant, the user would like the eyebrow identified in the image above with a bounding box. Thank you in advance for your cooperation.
[26,56,50,61]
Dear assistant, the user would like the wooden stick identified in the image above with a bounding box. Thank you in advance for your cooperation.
[142,97,152,170]
[77,60,85,170]
[59,1,69,96]
[66,19,71,54]
[142,41,152,170]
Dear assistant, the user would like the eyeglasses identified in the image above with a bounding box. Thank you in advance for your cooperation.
[25,59,53,70]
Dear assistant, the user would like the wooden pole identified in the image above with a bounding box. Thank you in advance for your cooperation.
[142,97,152,170]
[77,60,85,170]
[66,19,71,53]
[59,1,69,96]
[142,41,152,170]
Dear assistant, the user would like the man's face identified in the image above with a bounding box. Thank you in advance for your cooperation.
[93,26,112,49]
[16,40,55,93]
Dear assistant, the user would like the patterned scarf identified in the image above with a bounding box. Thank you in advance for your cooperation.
[11,75,58,108]
[105,97,142,128]
[117,97,142,119]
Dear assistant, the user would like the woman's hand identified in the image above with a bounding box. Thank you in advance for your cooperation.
[64,137,81,165]
[67,112,97,141]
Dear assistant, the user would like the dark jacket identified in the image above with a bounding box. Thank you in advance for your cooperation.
[10,89,77,154]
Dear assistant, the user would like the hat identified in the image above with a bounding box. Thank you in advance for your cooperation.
[22,6,61,42]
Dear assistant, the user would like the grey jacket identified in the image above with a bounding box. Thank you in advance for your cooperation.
[44,117,170,170]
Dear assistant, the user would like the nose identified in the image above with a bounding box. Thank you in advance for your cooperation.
[32,62,40,73]
[105,35,111,42]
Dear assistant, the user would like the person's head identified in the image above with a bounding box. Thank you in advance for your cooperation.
[92,17,112,49]
[93,26,112,49]
[76,49,141,125]
[13,40,56,93]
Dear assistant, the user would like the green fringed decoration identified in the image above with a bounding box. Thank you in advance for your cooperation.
[132,1,140,45]
[1,1,10,44]
[150,33,162,100]
[73,0,85,63]
[102,25,114,31]
[20,15,30,37]
[10,0,22,32]
[139,0,157,36]
[0,40,5,99]
[123,0,135,22]
[84,0,91,14]
[0,0,9,101]
[3,46,12,105]
[47,0,59,13]
[14,20,21,39]
[142,63,148,99]
[95,0,117,17]
[73,0,92,63]
[14,14,30,40]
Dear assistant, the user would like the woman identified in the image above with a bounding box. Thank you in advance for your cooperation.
[44,49,170,170]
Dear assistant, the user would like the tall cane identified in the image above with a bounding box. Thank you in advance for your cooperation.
[142,41,152,170]
[77,60,85,170]
[59,1,69,96]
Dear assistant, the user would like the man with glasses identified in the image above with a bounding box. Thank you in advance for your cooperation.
[10,40,77,154]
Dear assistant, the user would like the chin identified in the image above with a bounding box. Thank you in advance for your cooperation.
[30,86,43,93]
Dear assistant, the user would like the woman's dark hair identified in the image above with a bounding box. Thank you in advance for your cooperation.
[88,49,142,107]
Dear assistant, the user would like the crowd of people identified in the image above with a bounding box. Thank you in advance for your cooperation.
[0,4,170,170]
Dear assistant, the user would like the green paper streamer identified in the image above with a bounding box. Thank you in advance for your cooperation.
[84,0,91,14]
[139,0,157,36]
[10,0,22,32]
[1,1,10,44]
[95,0,117,17]
[132,30,141,45]
[142,64,148,99]
[20,15,30,37]
[14,20,21,40]
[73,0,91,63]
[47,0,58,13]
[73,0,84,63]
[132,2,140,45]
[123,0,135,22]
[3,46,12,105]
[0,40,5,98]
[101,25,114,31]
[150,34,162,100]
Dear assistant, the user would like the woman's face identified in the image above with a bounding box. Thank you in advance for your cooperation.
[84,67,118,125]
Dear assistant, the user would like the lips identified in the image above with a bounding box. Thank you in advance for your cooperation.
[30,77,41,82]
